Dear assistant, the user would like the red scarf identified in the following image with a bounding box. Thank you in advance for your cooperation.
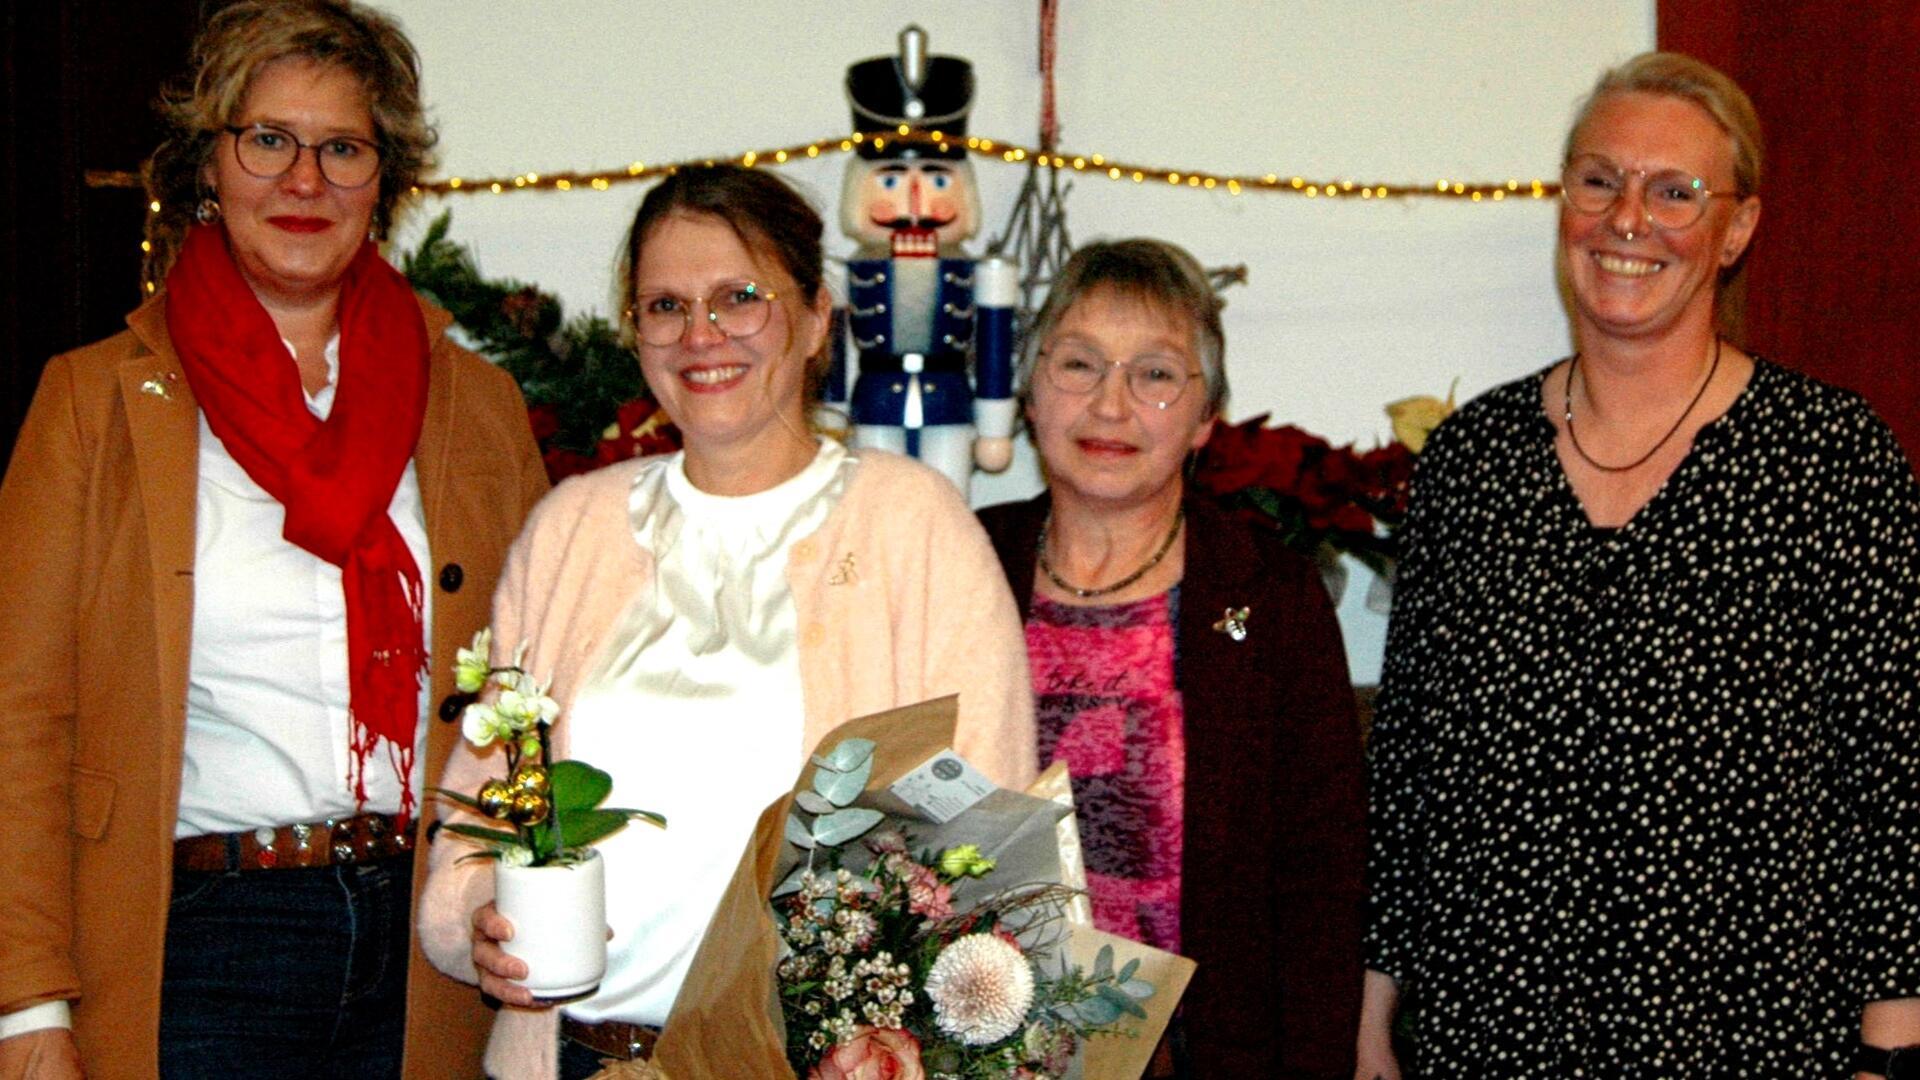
[166,224,430,821]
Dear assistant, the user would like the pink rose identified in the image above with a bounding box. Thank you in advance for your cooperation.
[810,1027,926,1080]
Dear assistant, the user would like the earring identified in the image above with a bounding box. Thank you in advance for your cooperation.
[194,197,222,224]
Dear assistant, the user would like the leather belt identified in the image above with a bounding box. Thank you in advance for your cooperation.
[173,811,412,872]
[562,1016,660,1062]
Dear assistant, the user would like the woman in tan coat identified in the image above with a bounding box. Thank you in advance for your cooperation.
[0,3,544,1077]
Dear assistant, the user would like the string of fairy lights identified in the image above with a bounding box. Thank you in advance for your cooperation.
[98,128,1561,291]
[395,128,1559,203]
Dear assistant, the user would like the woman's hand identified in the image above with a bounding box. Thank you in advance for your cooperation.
[0,1028,84,1080]
[469,902,535,1008]
[1354,968,1402,1080]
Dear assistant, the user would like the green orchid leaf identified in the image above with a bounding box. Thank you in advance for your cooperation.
[550,760,613,811]
[810,807,884,847]
[794,790,835,815]
[602,806,667,829]
[811,754,873,805]
[430,786,484,812]
[785,813,816,850]
[442,823,522,847]
[553,808,635,850]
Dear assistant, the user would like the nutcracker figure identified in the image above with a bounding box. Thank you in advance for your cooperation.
[824,26,1016,497]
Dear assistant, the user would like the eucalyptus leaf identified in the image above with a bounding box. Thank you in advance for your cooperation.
[1120,977,1156,1000]
[810,807,885,847]
[1097,983,1147,1019]
[793,791,835,815]
[1118,957,1140,983]
[550,760,613,811]
[785,813,816,850]
[812,737,876,773]
[1094,943,1115,980]
[442,823,522,847]
[1074,995,1122,1026]
[811,755,873,805]
[771,863,809,898]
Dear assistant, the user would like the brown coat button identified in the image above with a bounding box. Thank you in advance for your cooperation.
[439,563,464,592]
[438,693,468,722]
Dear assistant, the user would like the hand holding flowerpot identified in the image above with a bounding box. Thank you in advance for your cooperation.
[436,630,664,1005]
[473,852,609,1002]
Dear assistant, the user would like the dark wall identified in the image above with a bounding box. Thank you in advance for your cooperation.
[2,2,203,465]
[1662,1,1920,467]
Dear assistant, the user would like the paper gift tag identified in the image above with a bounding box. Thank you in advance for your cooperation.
[886,749,995,823]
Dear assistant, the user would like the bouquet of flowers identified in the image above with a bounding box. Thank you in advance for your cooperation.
[634,697,1191,1080]
[775,739,1160,1079]
[433,628,663,866]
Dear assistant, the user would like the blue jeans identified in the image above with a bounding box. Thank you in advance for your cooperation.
[158,854,413,1079]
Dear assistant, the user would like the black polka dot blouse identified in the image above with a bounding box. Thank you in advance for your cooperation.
[1365,359,1920,1077]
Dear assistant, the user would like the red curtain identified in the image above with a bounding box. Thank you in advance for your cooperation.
[1661,2,1920,467]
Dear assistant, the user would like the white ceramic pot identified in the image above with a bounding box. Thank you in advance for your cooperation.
[494,849,607,1000]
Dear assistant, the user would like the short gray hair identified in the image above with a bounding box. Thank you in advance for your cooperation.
[1019,238,1228,417]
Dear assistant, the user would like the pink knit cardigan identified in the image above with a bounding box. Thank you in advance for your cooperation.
[416,449,1037,1080]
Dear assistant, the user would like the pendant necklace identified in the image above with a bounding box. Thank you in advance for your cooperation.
[1038,508,1184,600]
[1564,336,1721,473]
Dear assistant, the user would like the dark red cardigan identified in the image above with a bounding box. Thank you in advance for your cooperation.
[977,494,1365,1079]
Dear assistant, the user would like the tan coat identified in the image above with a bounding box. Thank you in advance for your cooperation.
[0,292,548,1080]
[416,451,1039,1080]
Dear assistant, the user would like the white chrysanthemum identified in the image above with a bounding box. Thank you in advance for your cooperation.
[924,933,1034,1046]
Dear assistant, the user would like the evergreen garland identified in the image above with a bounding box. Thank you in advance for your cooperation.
[399,211,676,480]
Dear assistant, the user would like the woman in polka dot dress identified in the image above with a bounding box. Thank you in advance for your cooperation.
[1356,52,1920,1079]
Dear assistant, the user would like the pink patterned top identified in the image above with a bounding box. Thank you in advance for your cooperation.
[1025,589,1185,953]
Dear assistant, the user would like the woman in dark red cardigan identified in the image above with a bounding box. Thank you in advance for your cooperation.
[976,238,1364,1079]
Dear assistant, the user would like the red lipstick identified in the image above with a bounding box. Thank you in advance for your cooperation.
[268,216,333,233]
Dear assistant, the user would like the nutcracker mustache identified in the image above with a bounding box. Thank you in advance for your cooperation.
[870,213,956,231]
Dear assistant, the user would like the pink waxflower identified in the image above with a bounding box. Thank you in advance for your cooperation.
[900,859,953,919]
[810,1026,926,1080]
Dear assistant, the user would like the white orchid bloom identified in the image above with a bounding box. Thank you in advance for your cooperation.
[461,701,502,747]
[454,628,493,693]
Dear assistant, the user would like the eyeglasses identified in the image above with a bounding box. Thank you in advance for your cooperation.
[629,280,780,347]
[1559,153,1740,231]
[1037,346,1203,410]
[223,124,382,189]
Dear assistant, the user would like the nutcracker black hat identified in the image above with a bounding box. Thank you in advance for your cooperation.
[845,25,972,161]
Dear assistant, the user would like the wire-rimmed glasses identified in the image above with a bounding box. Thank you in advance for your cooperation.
[1038,346,1203,410]
[629,280,780,347]
[1559,153,1740,231]
[223,124,382,189]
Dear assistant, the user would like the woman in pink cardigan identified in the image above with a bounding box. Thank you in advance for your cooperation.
[416,165,1037,1080]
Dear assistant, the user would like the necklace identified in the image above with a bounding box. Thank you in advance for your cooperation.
[1563,336,1722,473]
[1038,508,1185,600]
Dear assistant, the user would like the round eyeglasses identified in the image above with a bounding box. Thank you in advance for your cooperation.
[223,124,382,189]
[1038,347,1203,410]
[629,281,780,347]
[1560,153,1740,231]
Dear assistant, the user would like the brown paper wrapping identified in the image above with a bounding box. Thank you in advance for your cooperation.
[621,696,1193,1080]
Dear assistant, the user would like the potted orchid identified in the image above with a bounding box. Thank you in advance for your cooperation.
[435,628,664,999]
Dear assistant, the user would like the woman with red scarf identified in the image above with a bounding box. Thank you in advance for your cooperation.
[0,3,545,1078]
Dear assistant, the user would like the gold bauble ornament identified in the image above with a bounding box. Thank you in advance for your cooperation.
[511,765,551,797]
[477,779,513,820]
[509,791,551,826]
